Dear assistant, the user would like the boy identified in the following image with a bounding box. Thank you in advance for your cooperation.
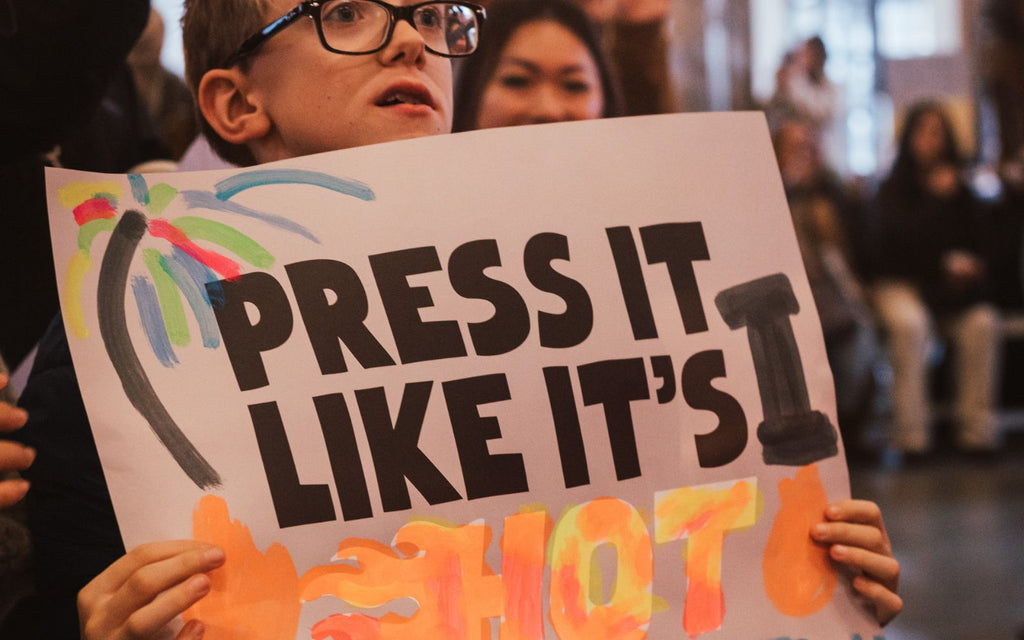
[27,1,900,637]
[24,1,480,637]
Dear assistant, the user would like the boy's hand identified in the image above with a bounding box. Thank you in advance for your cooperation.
[0,373,32,508]
[811,499,903,626]
[78,540,226,640]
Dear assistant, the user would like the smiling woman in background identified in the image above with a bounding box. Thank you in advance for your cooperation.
[453,0,620,131]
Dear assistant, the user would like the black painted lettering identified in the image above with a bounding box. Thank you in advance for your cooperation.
[286,260,395,375]
[681,350,747,467]
[442,374,528,500]
[639,222,710,335]
[448,240,530,356]
[523,232,593,348]
[314,393,373,521]
[355,382,462,512]
[606,226,656,340]
[369,247,467,364]
[577,358,650,480]
[543,366,590,488]
[249,401,335,528]
[651,355,676,404]
[211,272,293,391]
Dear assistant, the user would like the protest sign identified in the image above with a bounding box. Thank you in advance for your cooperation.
[46,113,883,639]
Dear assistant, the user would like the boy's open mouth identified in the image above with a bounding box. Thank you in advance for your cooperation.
[376,84,435,109]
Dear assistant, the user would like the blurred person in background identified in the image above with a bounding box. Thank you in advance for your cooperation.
[773,117,886,460]
[768,36,839,135]
[573,0,674,115]
[127,6,200,161]
[870,101,1002,460]
[453,0,620,131]
[767,36,843,172]
[983,0,1024,179]
[982,2,1024,315]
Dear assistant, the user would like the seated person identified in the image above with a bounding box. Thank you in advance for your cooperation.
[20,1,903,637]
[870,101,1001,457]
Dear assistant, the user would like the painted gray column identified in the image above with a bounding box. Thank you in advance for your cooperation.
[715,273,838,465]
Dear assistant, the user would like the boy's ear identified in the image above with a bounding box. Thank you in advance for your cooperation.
[197,68,271,146]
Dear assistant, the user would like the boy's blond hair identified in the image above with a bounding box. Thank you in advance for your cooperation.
[182,0,270,166]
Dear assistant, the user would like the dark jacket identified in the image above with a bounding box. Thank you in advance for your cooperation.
[1,1,150,635]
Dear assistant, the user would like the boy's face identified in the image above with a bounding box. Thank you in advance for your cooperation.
[245,0,455,161]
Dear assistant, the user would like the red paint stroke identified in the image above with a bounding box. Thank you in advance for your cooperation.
[73,198,117,225]
[684,579,724,638]
[313,613,382,640]
[149,219,241,279]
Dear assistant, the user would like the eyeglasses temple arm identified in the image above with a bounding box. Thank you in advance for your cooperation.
[222,2,313,67]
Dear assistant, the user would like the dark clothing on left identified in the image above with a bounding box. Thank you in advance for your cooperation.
[16,318,125,639]
[1,1,167,368]
[1,1,152,636]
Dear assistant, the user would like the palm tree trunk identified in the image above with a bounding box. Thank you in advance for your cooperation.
[97,210,221,488]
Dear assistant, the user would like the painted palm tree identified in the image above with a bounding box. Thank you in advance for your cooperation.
[60,169,376,489]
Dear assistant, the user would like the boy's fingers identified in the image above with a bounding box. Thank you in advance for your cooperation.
[176,619,205,640]
[0,403,28,431]
[0,478,30,509]
[812,521,888,554]
[81,541,218,605]
[109,546,225,621]
[826,500,885,528]
[851,575,904,626]
[121,574,212,640]
[830,544,901,587]
[0,441,35,471]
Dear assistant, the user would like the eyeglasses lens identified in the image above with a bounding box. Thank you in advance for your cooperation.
[414,4,479,55]
[319,1,391,52]
[319,0,479,55]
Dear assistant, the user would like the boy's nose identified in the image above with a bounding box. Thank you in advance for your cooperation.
[381,18,427,66]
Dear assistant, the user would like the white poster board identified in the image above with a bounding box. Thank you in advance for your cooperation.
[47,113,882,639]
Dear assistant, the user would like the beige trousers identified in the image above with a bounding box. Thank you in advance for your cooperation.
[872,281,1001,452]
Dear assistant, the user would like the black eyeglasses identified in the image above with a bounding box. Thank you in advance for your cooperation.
[222,0,486,68]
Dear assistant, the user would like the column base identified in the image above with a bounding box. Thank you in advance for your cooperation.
[758,410,839,466]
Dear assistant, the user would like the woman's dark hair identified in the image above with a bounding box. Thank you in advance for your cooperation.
[887,101,964,193]
[452,0,621,132]
[985,0,1024,40]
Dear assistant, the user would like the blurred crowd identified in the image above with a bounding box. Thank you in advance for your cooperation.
[3,0,1022,635]
[459,0,1024,466]
[766,1,1024,464]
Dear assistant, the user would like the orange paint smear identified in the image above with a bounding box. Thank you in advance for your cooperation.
[762,464,837,617]
[183,495,301,640]
[299,520,503,640]
[654,480,755,638]
[548,498,652,640]
[500,511,549,640]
